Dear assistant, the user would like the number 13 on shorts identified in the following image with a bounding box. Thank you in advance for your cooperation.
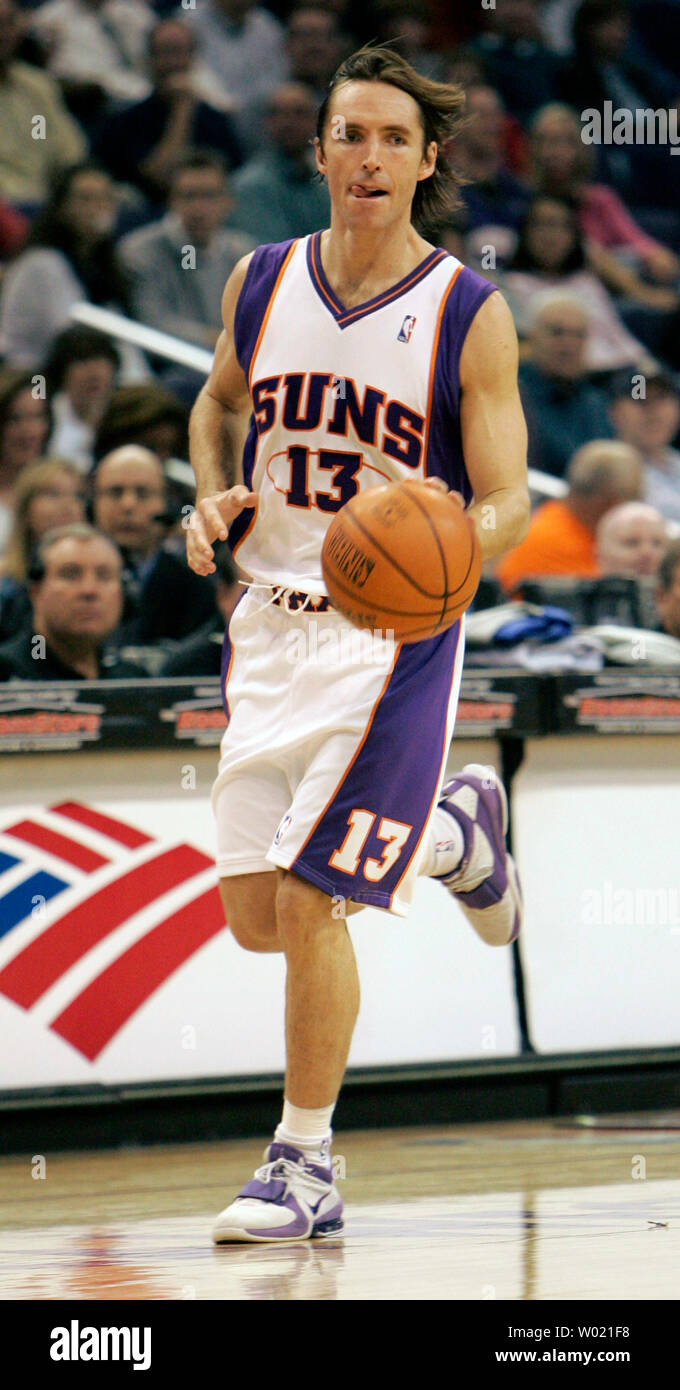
[329,809,412,882]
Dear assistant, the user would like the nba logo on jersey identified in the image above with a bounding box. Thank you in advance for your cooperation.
[397,314,417,343]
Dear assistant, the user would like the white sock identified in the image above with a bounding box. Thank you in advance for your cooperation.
[419,809,465,879]
[275,1100,335,1160]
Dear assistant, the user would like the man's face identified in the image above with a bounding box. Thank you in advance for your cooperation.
[94,453,165,555]
[610,387,680,454]
[598,508,668,578]
[315,81,436,233]
[287,10,340,86]
[32,536,123,644]
[149,22,194,85]
[171,168,230,243]
[656,560,680,639]
[64,357,116,418]
[531,305,589,378]
[268,87,317,160]
[464,88,504,157]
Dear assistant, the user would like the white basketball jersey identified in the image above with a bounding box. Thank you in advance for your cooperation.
[228,232,496,591]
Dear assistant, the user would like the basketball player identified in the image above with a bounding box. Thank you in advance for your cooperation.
[186,46,530,1242]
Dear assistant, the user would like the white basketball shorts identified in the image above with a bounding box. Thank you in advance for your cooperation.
[212,586,465,916]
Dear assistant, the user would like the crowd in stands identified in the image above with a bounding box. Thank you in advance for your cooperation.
[1,0,680,682]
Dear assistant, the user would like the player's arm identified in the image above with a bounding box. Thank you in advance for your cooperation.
[458,291,530,563]
[187,253,257,576]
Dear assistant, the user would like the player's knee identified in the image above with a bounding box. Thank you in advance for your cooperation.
[275,872,338,946]
[219,876,280,953]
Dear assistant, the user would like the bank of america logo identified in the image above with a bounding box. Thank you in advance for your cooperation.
[398,314,416,342]
[0,802,224,1061]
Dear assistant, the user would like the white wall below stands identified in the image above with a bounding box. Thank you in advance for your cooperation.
[0,743,520,1091]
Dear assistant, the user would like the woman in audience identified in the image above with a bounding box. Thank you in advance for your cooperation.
[497,196,668,372]
[0,163,146,378]
[529,103,680,286]
[0,369,52,555]
[0,456,86,642]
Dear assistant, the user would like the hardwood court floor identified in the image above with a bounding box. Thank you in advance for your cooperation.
[0,1115,679,1300]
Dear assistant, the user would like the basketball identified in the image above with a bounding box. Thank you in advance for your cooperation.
[321,480,482,641]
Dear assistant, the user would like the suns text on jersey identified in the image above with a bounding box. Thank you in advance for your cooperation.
[251,372,425,469]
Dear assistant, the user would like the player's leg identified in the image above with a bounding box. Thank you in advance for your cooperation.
[219,871,281,952]
[212,870,352,1244]
[418,764,522,947]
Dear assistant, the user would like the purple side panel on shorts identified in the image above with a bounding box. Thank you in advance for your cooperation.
[227,239,296,555]
[290,621,461,910]
[425,264,497,504]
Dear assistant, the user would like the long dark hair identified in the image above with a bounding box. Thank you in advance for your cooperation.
[24,163,130,310]
[510,196,586,274]
[316,43,467,230]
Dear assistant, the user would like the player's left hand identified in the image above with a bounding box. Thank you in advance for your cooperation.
[423,477,465,509]
[186,485,257,575]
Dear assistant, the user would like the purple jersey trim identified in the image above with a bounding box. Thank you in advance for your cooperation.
[307,230,449,329]
[425,266,498,503]
[289,620,461,910]
[228,239,296,554]
[233,238,296,380]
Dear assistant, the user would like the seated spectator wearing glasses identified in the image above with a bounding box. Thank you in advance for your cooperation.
[518,293,615,479]
[497,196,653,373]
[608,369,680,525]
[596,501,668,580]
[0,163,146,381]
[91,444,217,643]
[228,83,330,245]
[0,523,144,680]
[91,17,243,210]
[119,152,254,352]
[0,456,86,641]
[655,539,680,639]
[496,438,642,593]
[44,325,120,473]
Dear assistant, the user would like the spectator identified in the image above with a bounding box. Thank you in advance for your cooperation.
[0,369,52,553]
[191,0,288,154]
[529,103,680,286]
[608,369,680,524]
[451,85,530,268]
[372,1,446,81]
[91,444,217,642]
[518,293,615,478]
[285,6,350,102]
[560,0,679,197]
[93,383,188,463]
[496,438,642,591]
[92,18,243,209]
[119,152,254,350]
[0,163,146,379]
[498,196,655,372]
[0,456,86,641]
[596,500,668,577]
[43,325,120,471]
[161,545,242,676]
[30,0,155,113]
[229,83,330,244]
[656,538,680,638]
[0,523,144,680]
[0,0,87,207]
[470,0,564,122]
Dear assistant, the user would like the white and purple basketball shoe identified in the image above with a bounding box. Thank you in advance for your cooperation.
[212,1141,344,1244]
[434,764,522,946]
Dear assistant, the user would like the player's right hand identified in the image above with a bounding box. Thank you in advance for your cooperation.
[186,486,257,576]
